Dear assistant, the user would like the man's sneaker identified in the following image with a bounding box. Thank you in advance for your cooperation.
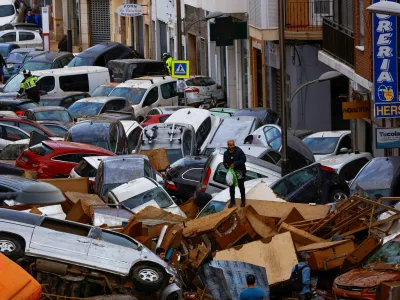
[228,203,235,208]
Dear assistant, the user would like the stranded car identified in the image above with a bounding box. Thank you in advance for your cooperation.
[24,106,73,123]
[16,140,115,179]
[21,51,74,71]
[0,208,182,297]
[39,92,90,108]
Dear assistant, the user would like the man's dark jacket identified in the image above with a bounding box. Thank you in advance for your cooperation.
[223,146,246,173]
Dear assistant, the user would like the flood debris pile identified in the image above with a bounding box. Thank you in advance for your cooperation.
[2,173,400,300]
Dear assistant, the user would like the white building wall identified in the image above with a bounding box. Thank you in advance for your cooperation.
[248,0,278,29]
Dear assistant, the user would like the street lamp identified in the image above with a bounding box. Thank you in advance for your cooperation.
[289,71,342,104]
[184,11,224,35]
[367,1,400,16]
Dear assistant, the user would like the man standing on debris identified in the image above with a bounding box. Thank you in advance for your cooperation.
[223,139,246,208]
[291,252,312,300]
[240,274,266,300]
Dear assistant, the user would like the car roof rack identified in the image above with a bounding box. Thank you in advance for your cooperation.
[142,123,183,144]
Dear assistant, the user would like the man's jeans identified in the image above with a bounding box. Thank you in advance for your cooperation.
[229,178,246,205]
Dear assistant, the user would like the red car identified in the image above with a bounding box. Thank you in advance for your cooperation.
[16,140,115,179]
[140,114,171,127]
[0,116,55,137]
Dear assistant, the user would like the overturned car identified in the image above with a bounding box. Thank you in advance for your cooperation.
[0,209,182,299]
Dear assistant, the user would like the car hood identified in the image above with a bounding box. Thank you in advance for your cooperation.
[314,154,332,161]
[335,268,400,288]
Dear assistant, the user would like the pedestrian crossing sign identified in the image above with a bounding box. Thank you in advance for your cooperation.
[171,60,190,79]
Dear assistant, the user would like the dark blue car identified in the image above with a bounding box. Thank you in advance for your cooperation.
[0,43,19,60]
[270,163,350,204]
[4,48,36,81]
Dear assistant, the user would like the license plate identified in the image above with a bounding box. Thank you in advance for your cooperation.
[21,155,28,163]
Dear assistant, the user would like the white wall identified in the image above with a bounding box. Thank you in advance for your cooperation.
[184,0,202,8]
[155,0,185,24]
[197,0,248,14]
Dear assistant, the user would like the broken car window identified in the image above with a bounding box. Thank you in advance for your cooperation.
[122,186,174,209]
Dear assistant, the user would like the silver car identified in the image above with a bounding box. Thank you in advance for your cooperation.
[197,148,282,195]
[185,76,224,107]
[0,209,182,298]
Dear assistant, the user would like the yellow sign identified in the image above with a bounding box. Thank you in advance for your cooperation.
[171,60,190,79]
[342,101,371,120]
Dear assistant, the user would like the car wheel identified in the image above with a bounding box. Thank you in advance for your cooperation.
[131,263,165,291]
[329,189,348,203]
[0,234,23,261]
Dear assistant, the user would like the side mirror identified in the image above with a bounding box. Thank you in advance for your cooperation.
[339,147,349,154]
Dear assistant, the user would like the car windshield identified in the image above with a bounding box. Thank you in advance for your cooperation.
[198,201,227,218]
[68,102,104,118]
[90,85,114,97]
[166,149,183,164]
[3,74,24,93]
[122,186,174,210]
[109,87,146,105]
[102,161,145,195]
[7,52,27,64]
[22,61,52,71]
[0,5,14,17]
[34,110,72,122]
[68,56,95,67]
[0,48,8,58]
[17,101,38,110]
[0,143,28,160]
[42,124,68,137]
[350,159,400,200]
[67,128,111,151]
[363,238,400,266]
[303,137,340,155]
[40,99,62,106]
[210,119,254,146]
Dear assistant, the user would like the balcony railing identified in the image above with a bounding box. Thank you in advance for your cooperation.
[286,0,333,32]
[322,17,354,67]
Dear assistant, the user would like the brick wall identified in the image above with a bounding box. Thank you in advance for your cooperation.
[354,0,372,82]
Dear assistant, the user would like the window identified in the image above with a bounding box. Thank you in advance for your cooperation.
[359,0,364,46]
[333,0,354,32]
[182,130,192,156]
[106,46,124,61]
[196,117,212,148]
[183,168,202,182]
[74,160,97,177]
[19,122,48,136]
[122,186,174,210]
[40,218,90,237]
[4,126,27,141]
[19,32,35,41]
[36,76,55,92]
[61,97,76,108]
[213,163,265,185]
[94,55,106,67]
[53,154,86,163]
[203,77,216,86]
[127,127,142,153]
[53,60,63,69]
[143,87,159,107]
[60,74,89,92]
[144,161,152,177]
[263,126,281,151]
[29,143,54,156]
[103,99,126,112]
[339,157,370,182]
[272,167,318,198]
[61,57,73,67]
[161,82,177,99]
[159,115,170,123]
[314,0,330,14]
[337,135,352,153]
[100,231,138,249]
[1,32,16,42]
[109,125,118,152]
[149,109,159,115]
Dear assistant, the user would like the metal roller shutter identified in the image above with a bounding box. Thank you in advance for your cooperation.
[89,0,111,46]
[276,69,282,116]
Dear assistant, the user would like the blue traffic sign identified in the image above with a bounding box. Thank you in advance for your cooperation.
[171,60,190,79]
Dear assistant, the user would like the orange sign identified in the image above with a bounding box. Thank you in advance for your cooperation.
[342,101,371,120]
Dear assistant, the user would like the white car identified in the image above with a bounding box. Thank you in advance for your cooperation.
[303,131,352,161]
[107,177,187,218]
[185,76,224,107]
[0,123,29,150]
[196,178,284,218]
[0,0,20,26]
[165,108,221,153]
[109,77,179,122]
[0,29,42,49]
[318,152,373,182]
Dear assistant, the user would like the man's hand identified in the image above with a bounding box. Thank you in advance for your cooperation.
[229,164,234,169]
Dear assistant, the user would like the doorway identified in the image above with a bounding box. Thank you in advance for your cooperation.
[331,76,350,130]
[188,33,197,75]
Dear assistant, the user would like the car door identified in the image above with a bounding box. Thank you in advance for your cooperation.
[336,134,352,154]
[0,124,29,150]
[19,31,36,48]
[160,81,178,106]
[29,217,91,264]
[1,32,16,44]
[140,87,159,117]
[87,228,140,274]
[127,126,142,153]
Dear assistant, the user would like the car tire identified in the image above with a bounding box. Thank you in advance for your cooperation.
[329,189,348,203]
[131,263,165,291]
[0,234,23,261]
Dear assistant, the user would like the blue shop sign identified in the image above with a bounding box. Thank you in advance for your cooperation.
[373,0,399,118]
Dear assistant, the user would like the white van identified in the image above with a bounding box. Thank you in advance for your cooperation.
[108,76,178,121]
[0,0,20,26]
[1,66,111,94]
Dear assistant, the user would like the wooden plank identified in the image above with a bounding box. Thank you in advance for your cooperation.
[353,196,400,214]
[277,207,304,228]
[40,177,89,193]
[279,222,326,245]
[214,232,298,286]
[342,214,400,237]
